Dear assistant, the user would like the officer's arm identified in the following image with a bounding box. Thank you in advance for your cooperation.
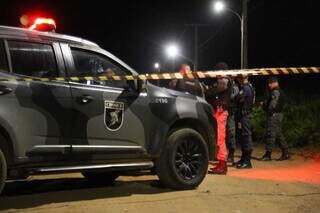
[205,86,218,99]
[237,90,244,103]
[268,90,280,113]
[231,86,239,100]
[237,86,250,103]
[185,80,204,97]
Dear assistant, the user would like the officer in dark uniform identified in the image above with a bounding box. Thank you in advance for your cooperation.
[226,79,239,164]
[235,76,255,169]
[260,77,289,161]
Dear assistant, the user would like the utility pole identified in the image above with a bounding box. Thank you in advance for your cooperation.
[185,24,209,71]
[241,0,248,69]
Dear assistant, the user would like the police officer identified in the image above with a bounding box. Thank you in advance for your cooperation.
[226,79,239,164]
[235,76,255,169]
[260,77,290,161]
[169,64,204,97]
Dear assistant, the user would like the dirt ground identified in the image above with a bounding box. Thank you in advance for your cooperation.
[0,147,320,213]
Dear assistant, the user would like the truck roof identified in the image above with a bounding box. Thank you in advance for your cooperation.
[0,25,99,47]
[0,25,138,75]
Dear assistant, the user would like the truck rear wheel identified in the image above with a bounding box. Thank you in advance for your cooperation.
[155,128,209,190]
[0,148,7,195]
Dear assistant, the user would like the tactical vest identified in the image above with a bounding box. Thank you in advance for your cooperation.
[242,83,255,111]
[272,89,286,113]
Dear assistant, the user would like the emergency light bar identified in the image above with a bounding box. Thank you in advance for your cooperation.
[29,18,56,32]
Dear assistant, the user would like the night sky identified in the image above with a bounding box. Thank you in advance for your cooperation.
[0,0,319,73]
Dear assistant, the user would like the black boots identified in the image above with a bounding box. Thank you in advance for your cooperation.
[236,150,252,169]
[227,148,235,164]
[261,151,272,161]
[260,150,290,161]
[277,149,290,161]
[235,151,245,166]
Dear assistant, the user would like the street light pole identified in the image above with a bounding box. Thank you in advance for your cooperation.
[241,0,248,69]
[213,0,249,69]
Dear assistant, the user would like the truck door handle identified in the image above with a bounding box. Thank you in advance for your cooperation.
[0,86,13,96]
[76,95,93,104]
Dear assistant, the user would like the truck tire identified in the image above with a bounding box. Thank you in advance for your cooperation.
[82,171,119,185]
[0,148,7,195]
[155,128,209,190]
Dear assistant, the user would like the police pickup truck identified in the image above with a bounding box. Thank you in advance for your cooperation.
[0,21,215,193]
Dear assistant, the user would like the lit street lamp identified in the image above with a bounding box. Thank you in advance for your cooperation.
[213,0,248,69]
[165,43,196,71]
[165,43,179,71]
[166,44,179,58]
[154,63,160,72]
[213,1,241,23]
[214,1,225,12]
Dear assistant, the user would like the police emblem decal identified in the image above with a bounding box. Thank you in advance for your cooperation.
[104,101,124,131]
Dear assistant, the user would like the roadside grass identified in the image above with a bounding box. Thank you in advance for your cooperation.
[252,96,320,147]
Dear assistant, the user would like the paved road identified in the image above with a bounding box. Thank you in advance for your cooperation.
[1,148,320,213]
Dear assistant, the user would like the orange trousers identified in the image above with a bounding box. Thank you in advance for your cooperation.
[214,108,228,161]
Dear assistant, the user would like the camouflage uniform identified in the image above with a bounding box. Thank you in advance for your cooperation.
[264,89,288,152]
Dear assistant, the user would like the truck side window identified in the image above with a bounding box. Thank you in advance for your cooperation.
[8,41,58,78]
[70,48,128,89]
[0,40,8,73]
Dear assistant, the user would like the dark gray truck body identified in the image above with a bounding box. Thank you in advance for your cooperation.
[0,26,215,185]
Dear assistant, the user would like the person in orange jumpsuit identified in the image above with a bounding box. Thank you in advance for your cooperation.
[206,77,231,174]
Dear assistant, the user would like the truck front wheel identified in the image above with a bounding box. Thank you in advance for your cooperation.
[155,128,209,190]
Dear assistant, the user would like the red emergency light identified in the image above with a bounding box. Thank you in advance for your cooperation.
[28,18,56,32]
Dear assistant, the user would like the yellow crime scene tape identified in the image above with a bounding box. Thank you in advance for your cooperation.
[0,67,319,82]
